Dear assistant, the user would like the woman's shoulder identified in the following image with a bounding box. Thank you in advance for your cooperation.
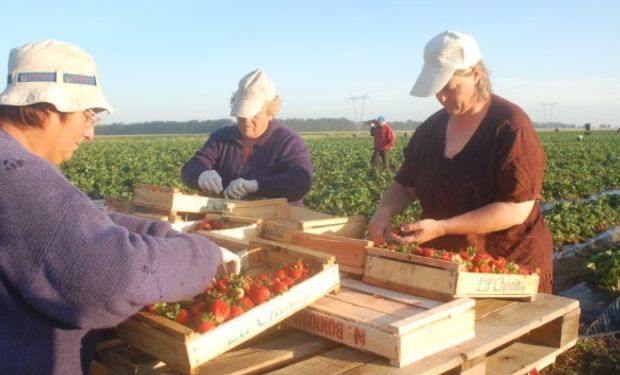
[266,120,302,140]
[208,125,239,141]
[415,109,447,136]
[489,95,532,129]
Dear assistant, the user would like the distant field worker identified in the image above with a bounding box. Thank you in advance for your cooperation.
[368,30,553,293]
[181,69,313,205]
[369,115,396,169]
[0,40,240,374]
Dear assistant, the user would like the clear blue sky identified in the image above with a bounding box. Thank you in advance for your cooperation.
[2,1,619,127]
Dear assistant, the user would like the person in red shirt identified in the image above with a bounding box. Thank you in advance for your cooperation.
[370,115,396,169]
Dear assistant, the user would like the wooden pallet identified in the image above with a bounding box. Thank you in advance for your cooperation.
[363,247,540,301]
[116,242,340,374]
[100,292,579,375]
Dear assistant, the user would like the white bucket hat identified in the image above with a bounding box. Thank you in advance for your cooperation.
[230,69,276,118]
[410,30,482,97]
[0,40,113,113]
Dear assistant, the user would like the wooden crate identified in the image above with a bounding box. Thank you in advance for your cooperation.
[116,240,340,374]
[262,206,366,238]
[261,221,370,275]
[286,278,476,368]
[131,184,289,219]
[363,247,540,301]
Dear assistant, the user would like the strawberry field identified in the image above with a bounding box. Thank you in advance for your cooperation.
[62,130,620,252]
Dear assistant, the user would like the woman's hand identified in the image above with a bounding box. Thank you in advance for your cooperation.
[197,170,223,194]
[368,211,393,246]
[399,219,447,244]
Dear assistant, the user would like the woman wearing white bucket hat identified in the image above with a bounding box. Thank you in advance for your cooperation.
[182,69,313,205]
[369,30,553,293]
[0,40,240,374]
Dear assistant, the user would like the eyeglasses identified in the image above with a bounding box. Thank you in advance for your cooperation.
[84,109,101,128]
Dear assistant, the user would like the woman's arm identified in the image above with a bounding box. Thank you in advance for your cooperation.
[400,200,535,244]
[368,181,417,244]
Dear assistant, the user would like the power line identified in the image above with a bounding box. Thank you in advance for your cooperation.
[349,93,371,127]
[540,102,557,123]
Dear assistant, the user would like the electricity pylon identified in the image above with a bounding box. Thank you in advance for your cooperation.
[349,93,370,129]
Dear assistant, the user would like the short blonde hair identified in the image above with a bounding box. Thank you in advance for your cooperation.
[266,95,281,118]
[454,61,492,102]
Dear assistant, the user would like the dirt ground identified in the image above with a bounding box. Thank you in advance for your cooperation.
[542,254,620,374]
[552,254,592,294]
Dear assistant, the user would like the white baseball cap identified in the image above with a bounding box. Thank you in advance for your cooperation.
[410,30,482,97]
[0,40,113,113]
[230,69,276,118]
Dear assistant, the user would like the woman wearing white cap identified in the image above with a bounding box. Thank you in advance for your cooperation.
[369,31,553,293]
[181,69,313,206]
[0,40,240,374]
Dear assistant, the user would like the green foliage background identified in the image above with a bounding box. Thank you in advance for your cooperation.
[62,130,620,249]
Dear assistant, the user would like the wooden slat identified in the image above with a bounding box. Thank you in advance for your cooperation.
[195,331,340,375]
[485,339,577,375]
[525,307,580,348]
[327,289,426,319]
[195,231,251,251]
[388,298,475,334]
[474,298,518,319]
[266,346,375,375]
[363,255,458,301]
[340,278,442,310]
[287,206,334,221]
[366,247,462,272]
[311,295,407,329]
[249,238,336,268]
[131,312,193,340]
[115,318,191,372]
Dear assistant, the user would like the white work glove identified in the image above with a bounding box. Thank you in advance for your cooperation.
[197,170,223,194]
[218,246,241,276]
[223,178,258,200]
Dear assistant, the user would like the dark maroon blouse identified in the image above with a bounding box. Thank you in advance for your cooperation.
[395,95,553,292]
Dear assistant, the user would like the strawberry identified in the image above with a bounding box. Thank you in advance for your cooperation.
[280,276,295,288]
[421,247,435,258]
[209,299,231,323]
[213,221,227,230]
[238,296,254,311]
[288,260,306,281]
[216,278,230,294]
[190,300,207,320]
[440,251,454,262]
[478,264,492,273]
[229,305,244,319]
[248,283,271,305]
[459,250,470,261]
[192,220,212,232]
[175,308,190,325]
[196,313,217,333]
[144,302,166,313]
[274,268,287,280]
[270,279,288,295]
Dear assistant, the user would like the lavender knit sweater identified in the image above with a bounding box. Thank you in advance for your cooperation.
[0,130,223,374]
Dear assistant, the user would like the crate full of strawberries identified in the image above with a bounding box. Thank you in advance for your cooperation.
[116,238,340,374]
[363,244,539,300]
